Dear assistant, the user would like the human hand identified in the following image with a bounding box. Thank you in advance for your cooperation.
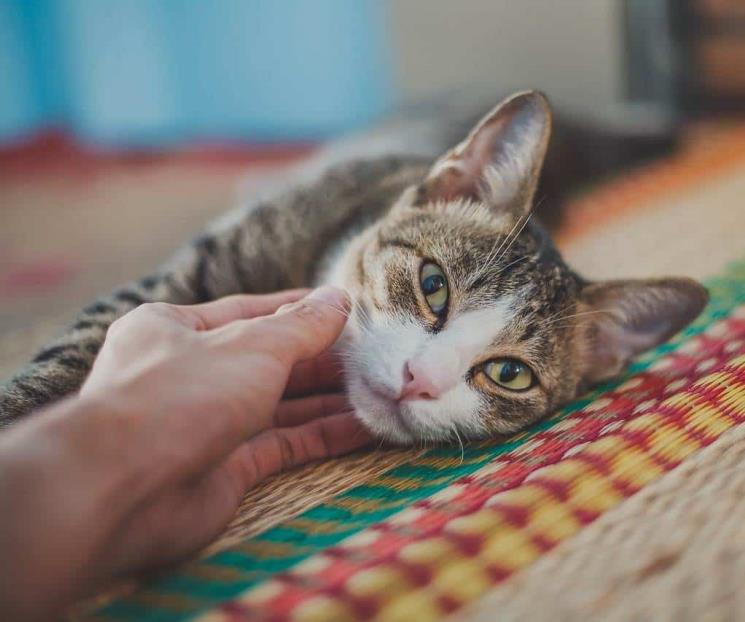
[0,287,370,621]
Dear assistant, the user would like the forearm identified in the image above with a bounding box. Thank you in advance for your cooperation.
[0,396,143,621]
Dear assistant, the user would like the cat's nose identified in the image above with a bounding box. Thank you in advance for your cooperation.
[399,360,441,401]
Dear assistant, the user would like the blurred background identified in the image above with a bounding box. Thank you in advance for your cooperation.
[0,0,686,145]
[1,0,744,375]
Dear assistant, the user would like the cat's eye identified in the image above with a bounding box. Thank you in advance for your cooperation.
[484,358,534,391]
[420,262,449,314]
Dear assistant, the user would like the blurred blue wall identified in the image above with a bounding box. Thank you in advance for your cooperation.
[0,0,392,146]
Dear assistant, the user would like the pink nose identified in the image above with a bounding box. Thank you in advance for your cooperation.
[399,360,441,401]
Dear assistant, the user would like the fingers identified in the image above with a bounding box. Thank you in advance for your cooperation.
[284,351,345,397]
[120,413,371,572]
[240,286,350,365]
[274,393,350,427]
[224,413,372,492]
[183,289,311,330]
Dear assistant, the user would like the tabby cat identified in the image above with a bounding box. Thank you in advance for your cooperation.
[0,92,707,444]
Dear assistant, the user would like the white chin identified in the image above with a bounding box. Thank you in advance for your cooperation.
[359,411,415,445]
[348,378,416,445]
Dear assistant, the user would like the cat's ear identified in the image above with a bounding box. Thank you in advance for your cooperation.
[419,90,551,218]
[578,278,708,383]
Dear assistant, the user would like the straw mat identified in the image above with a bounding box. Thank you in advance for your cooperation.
[67,126,745,621]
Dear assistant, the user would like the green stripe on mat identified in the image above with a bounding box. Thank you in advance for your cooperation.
[90,259,745,622]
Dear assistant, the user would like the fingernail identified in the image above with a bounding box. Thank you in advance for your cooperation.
[306,286,350,312]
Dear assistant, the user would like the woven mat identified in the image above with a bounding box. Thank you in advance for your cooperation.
[454,415,745,621]
[56,127,745,621]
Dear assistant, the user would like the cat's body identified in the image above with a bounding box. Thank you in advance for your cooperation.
[0,92,707,442]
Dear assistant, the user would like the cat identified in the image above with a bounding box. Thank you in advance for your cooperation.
[0,91,707,444]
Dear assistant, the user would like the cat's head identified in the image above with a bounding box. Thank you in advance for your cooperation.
[333,91,707,444]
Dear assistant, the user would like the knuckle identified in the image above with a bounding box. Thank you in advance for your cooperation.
[318,422,333,457]
[246,450,263,483]
[276,433,297,469]
[141,301,176,317]
[124,302,169,323]
[227,296,253,319]
[106,315,127,334]
[106,312,139,339]
[284,301,326,325]
[107,302,180,344]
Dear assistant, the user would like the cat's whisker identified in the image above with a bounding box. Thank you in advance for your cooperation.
[542,308,615,326]
[477,235,508,276]
[466,251,532,292]
[349,422,368,444]
[540,305,586,325]
[540,309,619,334]
[549,321,596,332]
[492,197,546,275]
[357,308,374,330]
[469,205,535,288]
[319,301,352,319]
[350,300,374,329]
[494,210,533,268]
[421,435,431,452]
[475,215,524,279]
[495,253,532,277]
[538,306,581,329]
[470,209,527,284]
[451,424,465,465]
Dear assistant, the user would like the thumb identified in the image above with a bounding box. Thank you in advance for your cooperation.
[247,286,350,366]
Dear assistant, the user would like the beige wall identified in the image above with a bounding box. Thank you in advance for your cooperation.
[389,0,625,115]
